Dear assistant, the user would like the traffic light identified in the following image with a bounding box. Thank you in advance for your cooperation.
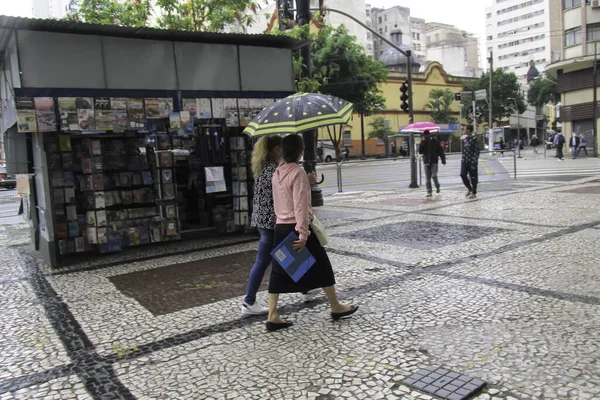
[400,80,409,113]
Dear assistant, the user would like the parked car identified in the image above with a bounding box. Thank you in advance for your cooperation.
[317,140,338,163]
[0,166,16,190]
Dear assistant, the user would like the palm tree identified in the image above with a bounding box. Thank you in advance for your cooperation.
[424,89,458,124]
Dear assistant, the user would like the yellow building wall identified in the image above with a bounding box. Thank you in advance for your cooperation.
[318,62,476,156]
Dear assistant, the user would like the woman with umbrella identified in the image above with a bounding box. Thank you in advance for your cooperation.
[266,134,358,332]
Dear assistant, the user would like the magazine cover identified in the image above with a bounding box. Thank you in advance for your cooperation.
[68,221,80,237]
[63,171,75,187]
[141,171,153,185]
[95,97,110,111]
[158,98,173,118]
[64,188,76,204]
[58,98,79,131]
[157,134,170,150]
[169,113,181,130]
[52,170,64,187]
[111,111,128,131]
[17,110,37,133]
[91,140,101,155]
[127,98,146,128]
[92,174,104,191]
[224,98,239,127]
[86,227,97,244]
[59,135,72,152]
[75,237,85,253]
[139,228,151,245]
[81,175,93,192]
[100,233,122,253]
[120,172,133,187]
[66,205,77,222]
[53,188,65,204]
[133,189,144,203]
[238,99,252,126]
[82,157,92,174]
[211,98,225,119]
[58,240,69,255]
[165,205,177,219]
[161,169,173,184]
[86,211,97,226]
[132,173,142,186]
[95,192,106,209]
[166,219,178,236]
[179,111,191,131]
[76,97,93,110]
[61,153,74,170]
[182,98,197,117]
[159,152,173,168]
[121,190,133,205]
[145,98,160,119]
[15,97,34,110]
[162,183,175,199]
[95,110,113,130]
[96,210,107,227]
[48,154,61,170]
[77,109,95,131]
[104,191,114,207]
[34,97,57,132]
[92,157,103,173]
[110,97,127,110]
[97,227,108,244]
[197,98,212,119]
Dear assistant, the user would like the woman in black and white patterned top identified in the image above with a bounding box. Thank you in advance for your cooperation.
[241,135,283,315]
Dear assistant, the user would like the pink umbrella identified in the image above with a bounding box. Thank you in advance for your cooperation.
[400,122,440,132]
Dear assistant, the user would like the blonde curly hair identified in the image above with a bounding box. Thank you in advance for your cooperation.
[251,135,282,177]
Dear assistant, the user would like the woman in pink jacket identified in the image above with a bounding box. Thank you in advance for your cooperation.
[267,134,358,332]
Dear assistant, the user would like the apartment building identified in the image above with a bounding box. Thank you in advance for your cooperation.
[372,6,424,62]
[485,0,552,82]
[32,0,77,19]
[545,0,600,155]
[425,22,481,77]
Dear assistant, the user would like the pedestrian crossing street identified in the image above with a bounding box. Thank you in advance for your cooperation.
[499,156,600,179]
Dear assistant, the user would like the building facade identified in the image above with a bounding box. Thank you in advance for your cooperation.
[485,0,552,82]
[32,0,74,19]
[425,22,481,77]
[546,0,600,155]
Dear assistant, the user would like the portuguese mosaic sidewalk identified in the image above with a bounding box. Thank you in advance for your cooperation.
[1,173,600,399]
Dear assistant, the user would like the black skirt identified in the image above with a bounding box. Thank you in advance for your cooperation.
[268,223,336,294]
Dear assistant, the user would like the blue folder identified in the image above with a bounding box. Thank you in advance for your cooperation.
[270,231,316,282]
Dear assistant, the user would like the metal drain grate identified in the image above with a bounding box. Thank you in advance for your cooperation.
[402,366,486,400]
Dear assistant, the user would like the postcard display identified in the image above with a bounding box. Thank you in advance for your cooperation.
[16,95,273,257]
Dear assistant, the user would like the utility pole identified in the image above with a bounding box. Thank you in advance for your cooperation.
[295,0,323,206]
[488,52,494,153]
[594,43,598,158]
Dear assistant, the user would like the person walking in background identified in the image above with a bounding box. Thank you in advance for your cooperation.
[460,125,480,199]
[267,134,358,332]
[577,135,588,157]
[418,130,446,197]
[554,131,565,160]
[342,146,350,161]
[530,135,540,154]
[570,133,580,159]
[241,135,283,316]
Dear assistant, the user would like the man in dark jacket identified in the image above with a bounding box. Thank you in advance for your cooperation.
[460,125,480,199]
[418,130,446,197]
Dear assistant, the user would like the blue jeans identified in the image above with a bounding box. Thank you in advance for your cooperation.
[244,228,275,305]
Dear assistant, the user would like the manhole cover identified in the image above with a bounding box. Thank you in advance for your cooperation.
[402,366,486,400]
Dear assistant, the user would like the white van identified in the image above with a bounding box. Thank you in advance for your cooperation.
[317,140,338,163]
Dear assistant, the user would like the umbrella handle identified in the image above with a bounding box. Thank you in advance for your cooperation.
[316,173,325,185]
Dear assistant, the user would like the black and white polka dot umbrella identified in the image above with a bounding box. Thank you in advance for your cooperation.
[243,93,353,136]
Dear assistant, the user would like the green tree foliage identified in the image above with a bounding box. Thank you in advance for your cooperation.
[67,0,266,32]
[367,116,395,140]
[424,88,458,124]
[527,78,558,109]
[462,69,527,126]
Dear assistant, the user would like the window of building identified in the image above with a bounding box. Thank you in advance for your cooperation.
[565,27,582,46]
[564,0,582,8]
[384,26,388,33]
[412,32,416,39]
[379,28,383,34]
[417,33,420,40]
[487,35,493,40]
[587,23,600,42]
[385,15,387,21]
[378,16,382,24]
[435,33,440,41]
[487,13,492,18]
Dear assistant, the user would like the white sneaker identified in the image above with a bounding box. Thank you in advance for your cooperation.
[241,301,268,315]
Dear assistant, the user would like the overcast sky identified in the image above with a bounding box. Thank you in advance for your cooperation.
[0,0,31,17]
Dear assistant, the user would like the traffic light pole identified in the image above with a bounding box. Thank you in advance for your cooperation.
[308,6,418,188]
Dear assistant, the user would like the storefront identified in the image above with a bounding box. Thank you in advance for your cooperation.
[0,16,303,266]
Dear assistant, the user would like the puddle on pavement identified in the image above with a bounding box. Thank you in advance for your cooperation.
[109,250,261,315]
